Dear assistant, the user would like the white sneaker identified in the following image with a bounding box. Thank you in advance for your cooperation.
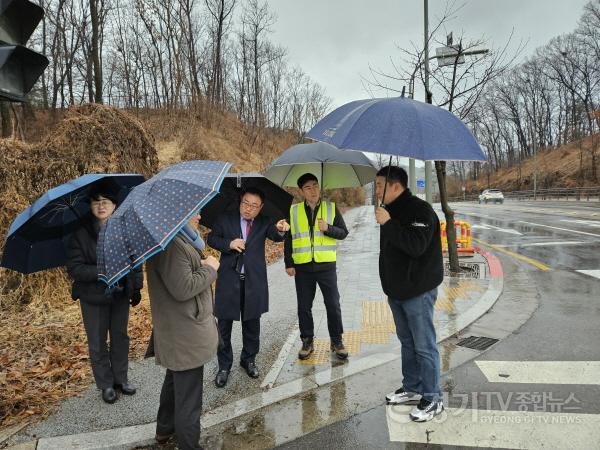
[385,387,422,405]
[409,399,444,422]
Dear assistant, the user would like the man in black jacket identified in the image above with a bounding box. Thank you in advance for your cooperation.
[284,173,349,360]
[374,166,444,422]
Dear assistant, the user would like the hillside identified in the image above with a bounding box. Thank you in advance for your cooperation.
[458,133,600,194]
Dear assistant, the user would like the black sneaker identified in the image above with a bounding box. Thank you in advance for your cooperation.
[409,398,444,422]
[298,338,314,360]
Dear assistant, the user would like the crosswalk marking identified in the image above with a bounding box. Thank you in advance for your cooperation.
[387,405,600,449]
[576,270,600,280]
[476,361,600,385]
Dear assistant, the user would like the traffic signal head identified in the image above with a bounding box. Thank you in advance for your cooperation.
[0,0,49,102]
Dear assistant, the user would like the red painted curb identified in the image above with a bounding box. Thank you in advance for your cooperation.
[474,246,504,279]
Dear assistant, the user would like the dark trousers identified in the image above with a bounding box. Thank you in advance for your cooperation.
[80,299,130,389]
[156,366,204,450]
[294,269,344,344]
[217,278,261,370]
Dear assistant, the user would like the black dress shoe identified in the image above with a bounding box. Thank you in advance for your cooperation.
[215,369,230,388]
[155,432,174,444]
[102,387,117,404]
[240,361,259,378]
[114,383,137,395]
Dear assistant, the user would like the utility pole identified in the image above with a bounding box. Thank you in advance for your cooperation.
[424,0,433,203]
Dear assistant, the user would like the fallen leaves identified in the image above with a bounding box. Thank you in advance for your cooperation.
[0,289,152,429]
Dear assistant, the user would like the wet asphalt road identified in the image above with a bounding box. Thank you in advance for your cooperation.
[276,200,600,449]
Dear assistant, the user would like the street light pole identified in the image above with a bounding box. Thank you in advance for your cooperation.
[424,0,433,203]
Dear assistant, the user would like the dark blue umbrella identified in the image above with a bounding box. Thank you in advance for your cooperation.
[1,174,145,274]
[97,160,232,286]
[306,96,486,161]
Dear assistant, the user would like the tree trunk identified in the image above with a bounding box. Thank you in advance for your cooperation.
[90,0,103,103]
[435,160,459,273]
[1,102,11,137]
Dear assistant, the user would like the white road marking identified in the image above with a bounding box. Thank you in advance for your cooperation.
[494,241,588,248]
[561,219,600,228]
[576,270,600,280]
[387,406,600,449]
[476,361,600,385]
[466,223,523,235]
[487,225,523,235]
[518,221,600,237]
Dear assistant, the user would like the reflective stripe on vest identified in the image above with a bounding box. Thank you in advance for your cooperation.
[290,201,337,264]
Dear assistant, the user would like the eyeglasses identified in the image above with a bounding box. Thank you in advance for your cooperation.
[91,200,113,208]
[241,200,262,210]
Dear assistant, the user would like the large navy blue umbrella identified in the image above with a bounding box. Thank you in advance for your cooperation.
[1,174,145,274]
[306,96,486,161]
[199,173,293,229]
[97,160,231,286]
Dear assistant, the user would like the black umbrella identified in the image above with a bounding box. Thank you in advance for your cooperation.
[199,173,293,229]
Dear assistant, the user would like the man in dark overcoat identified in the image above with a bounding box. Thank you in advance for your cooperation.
[207,187,289,387]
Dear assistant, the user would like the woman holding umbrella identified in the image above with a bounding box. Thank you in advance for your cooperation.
[66,185,143,404]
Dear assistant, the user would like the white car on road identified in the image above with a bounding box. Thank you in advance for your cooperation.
[479,189,504,204]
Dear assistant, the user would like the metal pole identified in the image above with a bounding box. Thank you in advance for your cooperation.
[408,79,416,193]
[533,104,537,201]
[424,0,433,203]
[409,158,416,192]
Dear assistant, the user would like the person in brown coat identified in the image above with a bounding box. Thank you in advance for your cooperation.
[146,213,220,450]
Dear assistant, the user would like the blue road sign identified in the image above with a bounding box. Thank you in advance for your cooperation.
[416,179,425,188]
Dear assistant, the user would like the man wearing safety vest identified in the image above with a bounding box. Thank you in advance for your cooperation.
[284,173,349,360]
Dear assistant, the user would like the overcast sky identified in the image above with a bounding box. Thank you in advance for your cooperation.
[267,0,591,109]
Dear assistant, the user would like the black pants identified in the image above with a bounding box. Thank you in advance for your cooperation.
[294,269,344,344]
[80,299,130,389]
[217,278,260,370]
[156,366,204,450]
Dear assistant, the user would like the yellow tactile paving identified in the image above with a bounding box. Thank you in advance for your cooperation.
[360,328,393,344]
[297,278,486,365]
[297,331,363,365]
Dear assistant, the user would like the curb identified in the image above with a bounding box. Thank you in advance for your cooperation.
[21,248,504,450]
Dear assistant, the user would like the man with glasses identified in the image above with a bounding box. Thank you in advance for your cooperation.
[207,187,289,387]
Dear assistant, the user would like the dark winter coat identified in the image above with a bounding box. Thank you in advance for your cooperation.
[207,212,285,321]
[379,189,443,301]
[66,220,143,305]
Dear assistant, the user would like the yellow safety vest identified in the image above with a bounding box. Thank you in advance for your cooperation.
[290,201,337,264]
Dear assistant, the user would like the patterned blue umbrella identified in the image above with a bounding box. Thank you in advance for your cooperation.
[1,174,144,274]
[97,160,231,286]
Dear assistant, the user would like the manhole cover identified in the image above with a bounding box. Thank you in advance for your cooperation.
[456,336,499,351]
[444,262,482,278]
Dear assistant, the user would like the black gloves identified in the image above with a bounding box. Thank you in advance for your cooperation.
[130,290,142,307]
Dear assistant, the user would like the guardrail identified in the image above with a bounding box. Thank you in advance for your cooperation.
[445,187,600,203]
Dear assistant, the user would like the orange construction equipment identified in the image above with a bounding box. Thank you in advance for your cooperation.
[440,220,474,254]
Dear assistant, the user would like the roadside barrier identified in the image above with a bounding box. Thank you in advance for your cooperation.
[441,220,474,254]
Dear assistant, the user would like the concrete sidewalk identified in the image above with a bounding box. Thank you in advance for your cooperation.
[4,206,503,450]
